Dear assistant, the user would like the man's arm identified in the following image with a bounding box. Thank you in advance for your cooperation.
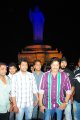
[64,74,72,103]
[11,97,19,113]
[33,93,39,106]
[59,73,72,110]
[11,75,19,112]
[70,86,75,102]
[39,93,44,107]
[59,92,71,110]
[12,97,17,107]
[65,92,71,103]
[39,93,45,112]
[39,73,46,112]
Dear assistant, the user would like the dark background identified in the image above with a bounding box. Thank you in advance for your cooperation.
[0,0,80,66]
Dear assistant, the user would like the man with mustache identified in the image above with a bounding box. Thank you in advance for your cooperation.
[39,57,71,120]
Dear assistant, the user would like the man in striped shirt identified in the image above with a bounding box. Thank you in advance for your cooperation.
[39,57,71,120]
[11,58,38,120]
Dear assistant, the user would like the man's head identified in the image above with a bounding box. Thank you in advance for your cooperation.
[18,58,28,72]
[33,59,42,71]
[0,62,7,76]
[60,57,67,69]
[8,62,17,75]
[50,57,60,72]
[30,65,34,73]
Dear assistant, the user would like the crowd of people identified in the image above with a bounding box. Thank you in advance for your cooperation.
[0,57,80,120]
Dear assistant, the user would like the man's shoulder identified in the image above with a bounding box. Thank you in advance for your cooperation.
[43,70,51,76]
[74,68,80,75]
[14,71,19,76]
[59,71,68,78]
[27,71,35,78]
[65,68,73,73]
[64,68,74,77]
[6,75,10,80]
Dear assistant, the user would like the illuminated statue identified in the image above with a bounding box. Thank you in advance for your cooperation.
[29,6,45,43]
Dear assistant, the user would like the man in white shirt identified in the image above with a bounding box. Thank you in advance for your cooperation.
[8,62,17,80]
[8,62,17,120]
[11,58,38,120]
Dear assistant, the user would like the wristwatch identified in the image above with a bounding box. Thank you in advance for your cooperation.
[64,101,69,105]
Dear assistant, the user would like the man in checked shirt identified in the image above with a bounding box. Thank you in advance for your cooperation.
[11,58,38,120]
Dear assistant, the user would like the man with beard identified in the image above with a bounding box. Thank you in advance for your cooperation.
[60,57,74,120]
[11,58,38,120]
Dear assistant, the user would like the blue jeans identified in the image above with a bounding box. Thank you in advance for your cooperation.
[9,112,15,120]
[32,105,44,119]
[44,108,63,120]
[73,100,80,120]
[64,100,72,120]
[15,106,33,120]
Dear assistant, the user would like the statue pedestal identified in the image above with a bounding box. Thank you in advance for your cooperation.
[18,44,62,65]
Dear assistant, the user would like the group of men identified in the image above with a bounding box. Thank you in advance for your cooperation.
[0,57,80,120]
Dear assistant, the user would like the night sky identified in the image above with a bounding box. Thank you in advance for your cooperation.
[0,0,80,65]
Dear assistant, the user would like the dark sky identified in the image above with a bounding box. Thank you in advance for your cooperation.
[0,0,80,65]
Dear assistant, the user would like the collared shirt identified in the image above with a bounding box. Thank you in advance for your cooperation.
[0,76,11,113]
[11,71,38,108]
[8,73,14,81]
[8,73,15,97]
[39,70,71,109]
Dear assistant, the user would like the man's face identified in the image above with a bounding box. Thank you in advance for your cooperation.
[9,66,17,75]
[0,65,7,76]
[51,61,60,72]
[19,62,28,72]
[34,62,41,71]
[60,61,67,69]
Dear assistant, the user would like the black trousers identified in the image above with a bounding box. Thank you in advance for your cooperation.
[0,112,10,120]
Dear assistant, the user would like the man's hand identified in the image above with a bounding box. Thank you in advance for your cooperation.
[10,102,14,112]
[40,105,46,113]
[13,105,19,113]
[33,99,38,107]
[59,102,67,110]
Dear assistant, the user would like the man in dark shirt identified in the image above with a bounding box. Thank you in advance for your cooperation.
[72,70,80,120]
[60,57,74,120]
